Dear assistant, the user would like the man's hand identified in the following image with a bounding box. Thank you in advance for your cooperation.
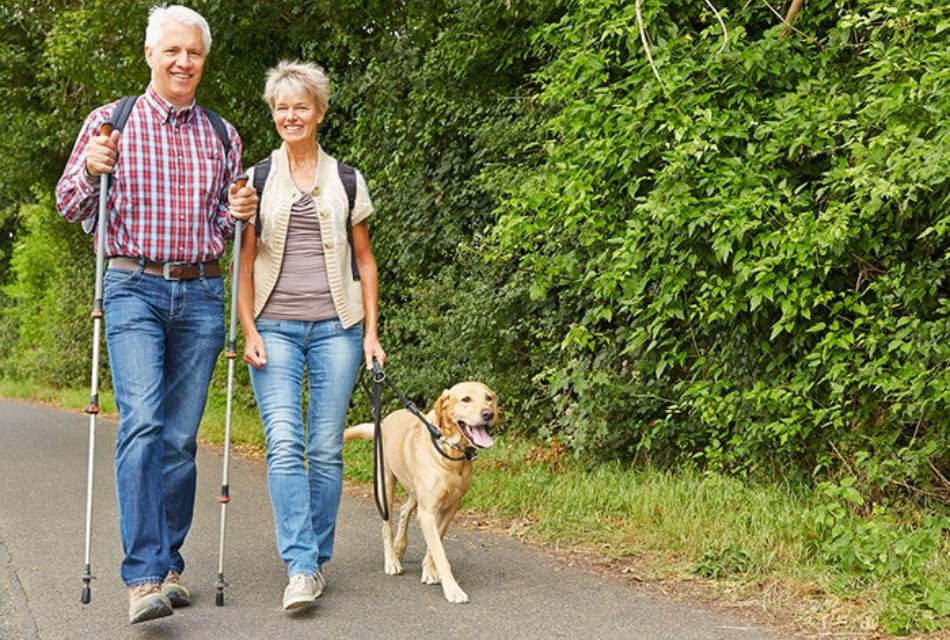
[84,130,120,178]
[229,182,258,221]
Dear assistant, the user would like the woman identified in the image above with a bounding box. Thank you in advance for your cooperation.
[235,60,386,612]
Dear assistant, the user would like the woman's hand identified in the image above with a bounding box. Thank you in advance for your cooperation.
[244,331,268,368]
[363,334,386,370]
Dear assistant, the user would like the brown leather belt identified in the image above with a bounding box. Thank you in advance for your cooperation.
[108,256,221,280]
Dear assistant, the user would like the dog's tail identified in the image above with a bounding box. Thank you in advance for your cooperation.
[343,423,374,444]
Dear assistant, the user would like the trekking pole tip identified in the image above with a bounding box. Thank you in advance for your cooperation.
[215,590,224,606]
[81,585,91,604]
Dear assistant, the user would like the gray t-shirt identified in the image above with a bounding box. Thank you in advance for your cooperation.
[260,193,337,321]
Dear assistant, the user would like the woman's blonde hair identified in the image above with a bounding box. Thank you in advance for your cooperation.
[263,60,330,114]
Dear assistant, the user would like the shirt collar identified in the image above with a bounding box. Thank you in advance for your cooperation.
[144,84,197,125]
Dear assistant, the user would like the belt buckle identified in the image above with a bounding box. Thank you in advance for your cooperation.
[162,262,186,281]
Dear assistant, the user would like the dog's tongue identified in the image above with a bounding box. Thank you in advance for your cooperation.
[470,424,495,448]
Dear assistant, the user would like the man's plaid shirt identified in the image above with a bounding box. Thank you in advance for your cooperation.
[56,84,242,263]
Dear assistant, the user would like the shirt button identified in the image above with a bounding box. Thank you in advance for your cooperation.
[313,186,321,195]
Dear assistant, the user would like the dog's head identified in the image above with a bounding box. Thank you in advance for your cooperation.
[434,381,498,449]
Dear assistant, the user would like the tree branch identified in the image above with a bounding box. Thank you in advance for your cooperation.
[635,0,664,86]
[702,0,729,54]
[781,0,805,40]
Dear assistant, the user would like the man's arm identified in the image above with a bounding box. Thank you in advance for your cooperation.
[212,122,244,238]
[55,107,111,223]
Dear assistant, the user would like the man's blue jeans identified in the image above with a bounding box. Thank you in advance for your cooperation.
[249,317,362,578]
[104,265,224,587]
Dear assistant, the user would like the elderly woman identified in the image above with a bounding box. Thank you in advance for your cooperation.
[235,60,385,611]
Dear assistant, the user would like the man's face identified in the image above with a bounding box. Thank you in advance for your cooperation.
[145,20,206,108]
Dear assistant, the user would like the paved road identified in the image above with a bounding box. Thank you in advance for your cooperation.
[0,400,788,640]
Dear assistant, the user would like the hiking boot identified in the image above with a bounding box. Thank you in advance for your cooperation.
[161,571,191,607]
[282,574,318,611]
[128,583,173,624]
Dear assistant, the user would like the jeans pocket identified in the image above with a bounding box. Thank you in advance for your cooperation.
[256,317,281,331]
[198,276,225,301]
[105,267,144,289]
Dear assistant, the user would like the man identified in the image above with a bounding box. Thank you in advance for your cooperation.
[55,5,257,624]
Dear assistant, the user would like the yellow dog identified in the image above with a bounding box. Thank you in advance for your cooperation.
[344,381,498,603]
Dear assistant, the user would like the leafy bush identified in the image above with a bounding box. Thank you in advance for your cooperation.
[3,193,95,386]
[810,477,949,633]
[487,0,949,496]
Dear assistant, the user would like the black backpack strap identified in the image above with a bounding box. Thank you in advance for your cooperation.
[337,161,360,281]
[201,106,232,157]
[252,157,272,237]
[82,96,138,234]
[108,95,138,132]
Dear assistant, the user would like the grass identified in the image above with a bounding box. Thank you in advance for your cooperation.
[3,379,947,637]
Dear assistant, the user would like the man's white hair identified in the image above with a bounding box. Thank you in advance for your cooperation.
[145,5,212,55]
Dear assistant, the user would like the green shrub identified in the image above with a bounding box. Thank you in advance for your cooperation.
[487,0,949,495]
[3,193,96,387]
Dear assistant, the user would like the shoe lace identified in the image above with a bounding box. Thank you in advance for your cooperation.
[289,574,311,591]
[132,583,160,598]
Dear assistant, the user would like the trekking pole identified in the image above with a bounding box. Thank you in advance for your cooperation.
[80,122,114,605]
[215,175,247,607]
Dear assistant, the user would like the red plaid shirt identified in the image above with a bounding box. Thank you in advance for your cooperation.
[56,85,242,263]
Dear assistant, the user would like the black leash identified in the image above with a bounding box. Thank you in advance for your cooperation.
[359,360,477,521]
[360,360,389,521]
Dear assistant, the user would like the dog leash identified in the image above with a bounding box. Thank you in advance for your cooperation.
[364,365,477,462]
[359,361,478,519]
[360,359,390,521]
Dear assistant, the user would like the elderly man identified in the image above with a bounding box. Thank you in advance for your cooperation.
[55,5,256,624]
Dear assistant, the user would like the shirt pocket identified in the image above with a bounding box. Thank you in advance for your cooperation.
[197,148,226,214]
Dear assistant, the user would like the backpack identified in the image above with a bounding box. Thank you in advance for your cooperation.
[251,157,361,281]
[82,95,231,234]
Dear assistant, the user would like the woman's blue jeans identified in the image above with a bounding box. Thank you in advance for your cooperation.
[249,317,363,578]
[104,266,224,586]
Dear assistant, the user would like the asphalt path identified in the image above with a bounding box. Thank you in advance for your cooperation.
[0,399,789,640]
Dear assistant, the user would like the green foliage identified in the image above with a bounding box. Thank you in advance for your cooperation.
[1,0,948,632]
[693,544,753,579]
[488,0,949,498]
[809,477,949,633]
[2,192,93,384]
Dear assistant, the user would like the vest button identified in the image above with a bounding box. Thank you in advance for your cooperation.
[319,210,328,219]
[325,241,334,250]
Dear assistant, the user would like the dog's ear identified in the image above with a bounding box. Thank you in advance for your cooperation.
[434,390,453,431]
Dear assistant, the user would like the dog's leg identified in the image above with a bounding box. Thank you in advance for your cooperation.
[421,502,461,586]
[417,508,468,603]
[393,493,417,562]
[382,471,403,575]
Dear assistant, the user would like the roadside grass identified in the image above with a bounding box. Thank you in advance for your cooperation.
[0,378,116,413]
[3,380,947,637]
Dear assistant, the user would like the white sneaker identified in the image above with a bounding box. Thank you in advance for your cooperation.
[283,574,318,611]
[313,570,326,599]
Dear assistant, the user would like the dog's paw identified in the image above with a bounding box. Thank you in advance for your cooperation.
[384,558,404,575]
[442,583,469,604]
[420,565,440,585]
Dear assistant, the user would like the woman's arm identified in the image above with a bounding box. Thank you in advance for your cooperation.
[237,222,267,368]
[353,221,386,369]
